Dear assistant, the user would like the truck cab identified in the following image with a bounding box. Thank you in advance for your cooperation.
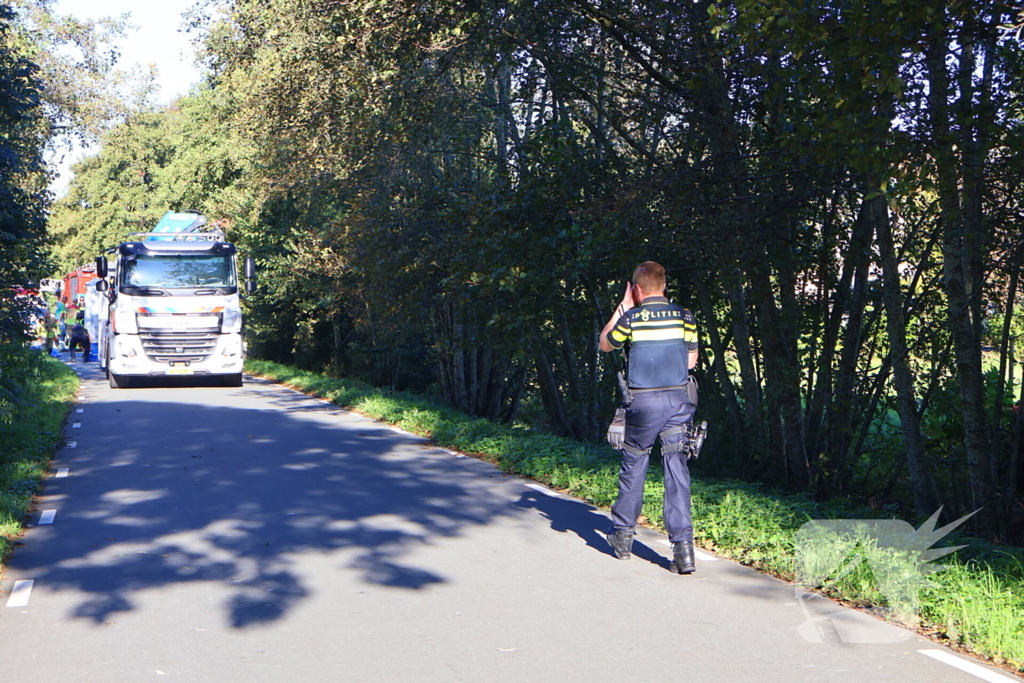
[96,212,256,388]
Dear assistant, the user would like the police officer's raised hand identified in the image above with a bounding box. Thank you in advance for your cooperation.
[617,283,634,317]
[600,283,634,353]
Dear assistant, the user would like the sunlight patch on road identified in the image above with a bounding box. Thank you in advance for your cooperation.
[101,489,168,505]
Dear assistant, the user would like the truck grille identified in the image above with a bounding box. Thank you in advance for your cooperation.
[139,331,217,363]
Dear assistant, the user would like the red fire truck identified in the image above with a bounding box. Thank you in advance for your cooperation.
[60,264,99,311]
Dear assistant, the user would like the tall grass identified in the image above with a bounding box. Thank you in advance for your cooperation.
[0,349,79,566]
[246,359,1024,672]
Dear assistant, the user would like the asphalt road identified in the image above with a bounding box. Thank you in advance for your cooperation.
[0,360,1018,682]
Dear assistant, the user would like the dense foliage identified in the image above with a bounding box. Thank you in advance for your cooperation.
[0,348,77,561]
[48,0,1024,540]
[0,3,48,342]
[1,0,142,342]
[2,0,136,424]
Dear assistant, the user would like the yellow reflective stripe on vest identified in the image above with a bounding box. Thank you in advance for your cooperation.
[631,319,684,328]
[631,327,687,342]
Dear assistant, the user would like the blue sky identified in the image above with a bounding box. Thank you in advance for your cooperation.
[55,0,203,103]
[50,0,204,192]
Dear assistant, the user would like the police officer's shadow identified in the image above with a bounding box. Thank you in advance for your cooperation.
[513,489,673,570]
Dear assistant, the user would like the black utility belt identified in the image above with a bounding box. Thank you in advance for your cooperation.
[624,376,698,407]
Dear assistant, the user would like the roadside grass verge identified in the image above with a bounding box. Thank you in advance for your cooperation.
[246,359,1024,672]
[0,348,79,570]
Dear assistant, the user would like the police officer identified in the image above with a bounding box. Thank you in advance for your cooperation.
[599,261,699,574]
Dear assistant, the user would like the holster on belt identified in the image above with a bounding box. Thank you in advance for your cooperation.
[685,375,698,406]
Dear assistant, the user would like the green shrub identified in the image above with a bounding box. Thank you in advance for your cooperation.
[0,348,78,564]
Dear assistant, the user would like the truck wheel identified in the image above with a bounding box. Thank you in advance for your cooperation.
[222,373,243,387]
[109,372,131,389]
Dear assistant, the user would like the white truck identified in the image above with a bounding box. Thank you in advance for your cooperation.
[94,211,256,388]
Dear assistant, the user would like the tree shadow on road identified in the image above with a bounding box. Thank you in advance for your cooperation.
[13,381,518,628]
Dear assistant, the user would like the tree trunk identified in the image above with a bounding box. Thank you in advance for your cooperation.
[926,31,997,535]
[820,193,874,496]
[559,316,586,438]
[1010,345,1023,508]
[536,348,571,437]
[995,267,1019,432]
[748,259,810,490]
[875,190,941,516]
[691,272,745,453]
[725,272,766,466]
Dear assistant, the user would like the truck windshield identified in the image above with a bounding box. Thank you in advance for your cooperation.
[122,254,236,290]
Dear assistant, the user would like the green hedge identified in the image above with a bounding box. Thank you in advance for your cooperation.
[0,348,79,565]
[246,359,1023,672]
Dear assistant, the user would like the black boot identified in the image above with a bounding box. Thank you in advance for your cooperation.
[606,528,634,560]
[671,541,696,574]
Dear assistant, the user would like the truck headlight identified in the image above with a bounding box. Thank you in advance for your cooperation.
[221,307,242,333]
[220,335,241,357]
[113,305,139,334]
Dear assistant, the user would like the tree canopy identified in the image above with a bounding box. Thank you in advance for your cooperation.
[46,0,1024,540]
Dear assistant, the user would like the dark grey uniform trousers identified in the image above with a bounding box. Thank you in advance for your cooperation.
[610,388,695,544]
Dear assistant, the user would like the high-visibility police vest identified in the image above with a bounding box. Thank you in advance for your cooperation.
[607,296,698,390]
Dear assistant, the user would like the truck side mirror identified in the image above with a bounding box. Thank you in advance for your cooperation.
[95,279,109,292]
[96,256,108,278]
[243,256,257,293]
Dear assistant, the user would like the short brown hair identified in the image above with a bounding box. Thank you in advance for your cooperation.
[632,261,665,293]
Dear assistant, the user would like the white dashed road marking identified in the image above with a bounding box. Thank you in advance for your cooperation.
[5,580,34,608]
[76,408,84,413]
[38,510,56,525]
[66,442,77,449]
[55,468,69,478]
[72,422,81,428]
[918,649,1018,682]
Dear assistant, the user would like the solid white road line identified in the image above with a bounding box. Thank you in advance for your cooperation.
[55,468,69,478]
[5,580,34,608]
[39,510,56,525]
[525,483,562,498]
[659,539,719,561]
[918,649,1018,682]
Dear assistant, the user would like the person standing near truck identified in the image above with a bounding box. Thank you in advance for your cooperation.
[40,310,58,354]
[67,311,90,360]
[598,261,700,574]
